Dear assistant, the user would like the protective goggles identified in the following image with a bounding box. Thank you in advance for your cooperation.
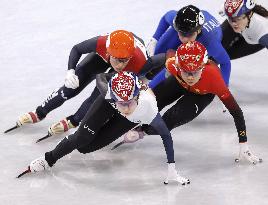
[115,98,138,107]
[110,56,131,63]
[227,15,247,22]
[178,66,204,77]
[178,31,196,38]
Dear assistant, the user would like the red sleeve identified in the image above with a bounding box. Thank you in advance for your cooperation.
[96,35,109,61]
[207,64,230,99]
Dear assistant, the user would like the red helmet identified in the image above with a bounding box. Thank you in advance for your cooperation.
[106,30,136,58]
[109,71,141,101]
[175,41,208,72]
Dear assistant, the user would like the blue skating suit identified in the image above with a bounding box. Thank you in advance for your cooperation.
[149,10,231,88]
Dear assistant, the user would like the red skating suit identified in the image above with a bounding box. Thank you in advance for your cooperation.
[166,57,247,142]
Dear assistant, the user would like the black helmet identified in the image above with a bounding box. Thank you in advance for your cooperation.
[173,5,205,35]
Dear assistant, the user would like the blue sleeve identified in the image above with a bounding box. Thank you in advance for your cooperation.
[206,41,231,85]
[259,34,268,49]
[149,69,166,88]
[152,10,177,41]
[149,113,175,163]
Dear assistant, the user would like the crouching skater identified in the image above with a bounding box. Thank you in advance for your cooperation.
[124,41,262,165]
[18,71,190,186]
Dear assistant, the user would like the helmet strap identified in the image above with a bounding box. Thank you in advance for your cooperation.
[246,11,253,28]
[197,29,202,37]
[136,93,140,105]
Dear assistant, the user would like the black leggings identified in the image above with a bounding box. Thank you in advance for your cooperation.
[221,19,264,60]
[36,53,110,119]
[45,96,137,167]
[144,76,215,134]
[66,86,101,126]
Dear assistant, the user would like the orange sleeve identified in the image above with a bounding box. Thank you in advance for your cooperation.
[166,57,178,76]
[166,49,176,59]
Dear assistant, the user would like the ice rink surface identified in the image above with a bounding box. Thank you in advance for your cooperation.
[1,0,268,204]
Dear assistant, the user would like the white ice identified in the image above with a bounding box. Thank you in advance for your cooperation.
[1,0,268,205]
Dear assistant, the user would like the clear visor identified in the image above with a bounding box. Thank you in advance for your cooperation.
[110,56,131,63]
[227,15,247,22]
[115,98,137,107]
[178,31,196,38]
[178,66,204,77]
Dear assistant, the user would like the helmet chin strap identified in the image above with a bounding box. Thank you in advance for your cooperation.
[196,28,202,37]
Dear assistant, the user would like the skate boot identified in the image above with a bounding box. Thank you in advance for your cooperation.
[123,129,145,143]
[30,156,50,172]
[111,127,145,150]
[17,111,41,126]
[36,118,75,143]
[48,118,75,136]
[4,111,41,133]
[17,156,50,178]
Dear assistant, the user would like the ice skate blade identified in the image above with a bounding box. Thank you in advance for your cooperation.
[4,125,19,133]
[17,166,31,178]
[111,141,125,150]
[36,134,51,143]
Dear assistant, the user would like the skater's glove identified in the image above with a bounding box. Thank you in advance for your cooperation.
[65,69,79,89]
[123,130,144,143]
[146,37,157,57]
[164,163,190,185]
[235,143,262,164]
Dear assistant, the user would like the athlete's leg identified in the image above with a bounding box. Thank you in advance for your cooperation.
[152,75,186,111]
[36,54,109,119]
[44,96,116,167]
[78,113,137,154]
[67,86,101,126]
[162,93,215,130]
[144,93,215,135]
